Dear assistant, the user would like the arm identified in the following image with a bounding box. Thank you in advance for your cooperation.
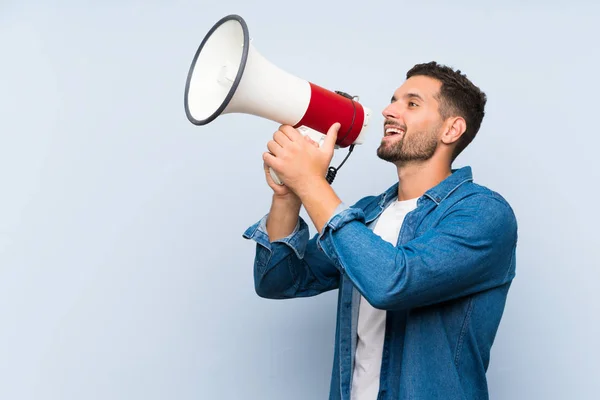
[243,182,345,299]
[265,194,302,242]
[244,125,342,299]
[312,194,518,310]
[243,210,341,299]
[260,123,518,308]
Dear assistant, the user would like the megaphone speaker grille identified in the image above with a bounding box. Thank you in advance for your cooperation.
[184,15,249,125]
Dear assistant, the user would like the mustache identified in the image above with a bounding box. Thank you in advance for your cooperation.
[384,119,407,131]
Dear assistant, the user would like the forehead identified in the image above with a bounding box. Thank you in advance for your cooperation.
[392,75,442,102]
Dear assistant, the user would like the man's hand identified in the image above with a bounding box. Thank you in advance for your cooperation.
[263,123,341,193]
[263,123,343,234]
[262,131,325,242]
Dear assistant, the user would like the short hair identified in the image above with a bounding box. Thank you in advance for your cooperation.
[406,61,487,161]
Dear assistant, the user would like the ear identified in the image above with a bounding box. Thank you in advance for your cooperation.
[441,117,466,145]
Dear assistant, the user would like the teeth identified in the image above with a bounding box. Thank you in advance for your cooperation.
[385,128,404,136]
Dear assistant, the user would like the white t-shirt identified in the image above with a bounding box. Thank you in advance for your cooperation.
[350,197,418,400]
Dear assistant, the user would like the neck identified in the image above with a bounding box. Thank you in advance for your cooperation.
[395,159,451,201]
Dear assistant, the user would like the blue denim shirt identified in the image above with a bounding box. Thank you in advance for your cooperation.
[242,166,518,400]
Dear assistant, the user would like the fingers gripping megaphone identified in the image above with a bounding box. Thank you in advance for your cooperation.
[183,14,371,185]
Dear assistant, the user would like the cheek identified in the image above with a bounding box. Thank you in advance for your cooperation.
[407,113,440,134]
[405,116,427,135]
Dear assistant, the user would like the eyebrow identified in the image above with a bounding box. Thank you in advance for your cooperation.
[391,92,425,103]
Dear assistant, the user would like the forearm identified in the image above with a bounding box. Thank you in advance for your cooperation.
[266,194,302,242]
[294,177,342,234]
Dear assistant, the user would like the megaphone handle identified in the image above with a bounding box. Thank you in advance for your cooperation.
[268,126,327,186]
[269,166,284,186]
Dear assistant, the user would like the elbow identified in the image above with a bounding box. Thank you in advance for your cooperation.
[363,291,394,310]
[254,275,287,300]
[362,288,405,310]
[255,287,278,300]
[254,279,277,299]
[253,257,297,300]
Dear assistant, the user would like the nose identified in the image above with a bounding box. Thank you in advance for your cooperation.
[382,101,401,120]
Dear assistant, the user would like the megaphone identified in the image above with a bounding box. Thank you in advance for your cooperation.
[183,14,371,185]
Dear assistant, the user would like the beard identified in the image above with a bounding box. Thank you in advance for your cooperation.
[377,121,441,163]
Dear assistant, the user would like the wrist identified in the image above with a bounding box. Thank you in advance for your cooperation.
[293,177,341,234]
[293,176,328,202]
[272,192,302,209]
[267,193,302,242]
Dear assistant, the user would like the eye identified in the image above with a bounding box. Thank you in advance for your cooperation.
[408,101,418,107]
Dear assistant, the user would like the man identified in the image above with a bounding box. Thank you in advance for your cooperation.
[242,61,518,400]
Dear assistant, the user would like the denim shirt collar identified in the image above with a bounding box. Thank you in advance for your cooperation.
[377,166,474,208]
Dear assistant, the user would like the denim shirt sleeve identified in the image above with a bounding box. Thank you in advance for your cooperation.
[242,206,346,299]
[316,195,518,310]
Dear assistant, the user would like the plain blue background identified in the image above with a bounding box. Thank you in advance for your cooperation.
[1,1,599,399]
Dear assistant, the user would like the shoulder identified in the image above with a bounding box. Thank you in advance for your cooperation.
[447,181,518,241]
[462,182,515,216]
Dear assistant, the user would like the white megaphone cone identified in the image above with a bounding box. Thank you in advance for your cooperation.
[184,14,371,185]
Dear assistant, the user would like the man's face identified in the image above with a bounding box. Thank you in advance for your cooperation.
[377,75,445,164]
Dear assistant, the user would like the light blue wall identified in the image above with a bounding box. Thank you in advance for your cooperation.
[1,1,598,399]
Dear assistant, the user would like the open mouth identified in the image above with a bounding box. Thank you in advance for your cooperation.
[384,126,405,137]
